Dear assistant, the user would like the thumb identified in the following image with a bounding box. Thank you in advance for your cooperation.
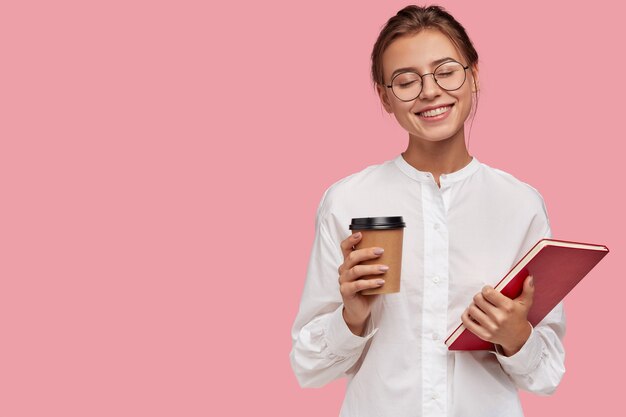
[516,275,535,306]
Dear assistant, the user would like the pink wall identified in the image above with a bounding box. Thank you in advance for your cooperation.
[1,1,622,415]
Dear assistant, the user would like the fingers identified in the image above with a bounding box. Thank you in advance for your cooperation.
[340,277,386,298]
[472,292,499,320]
[467,302,493,330]
[515,275,535,307]
[340,263,388,283]
[340,232,362,260]
[338,232,387,297]
[480,285,510,308]
[461,308,491,342]
[339,264,387,298]
[342,246,385,273]
[338,233,385,276]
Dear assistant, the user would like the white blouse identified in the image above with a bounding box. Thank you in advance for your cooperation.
[290,154,566,417]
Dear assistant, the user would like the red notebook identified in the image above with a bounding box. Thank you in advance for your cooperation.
[445,238,609,351]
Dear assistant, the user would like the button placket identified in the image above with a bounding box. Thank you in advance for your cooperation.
[421,177,449,416]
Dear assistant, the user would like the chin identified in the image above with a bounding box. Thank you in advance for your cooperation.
[410,130,459,143]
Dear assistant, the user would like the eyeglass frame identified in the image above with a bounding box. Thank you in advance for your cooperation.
[385,60,471,102]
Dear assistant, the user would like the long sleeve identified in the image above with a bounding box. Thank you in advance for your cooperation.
[289,189,377,388]
[493,198,566,395]
[289,155,573,415]
[493,302,566,395]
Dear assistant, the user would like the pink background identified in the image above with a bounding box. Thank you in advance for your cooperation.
[1,0,622,415]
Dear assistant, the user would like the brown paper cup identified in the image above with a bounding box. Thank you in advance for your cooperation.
[349,217,405,295]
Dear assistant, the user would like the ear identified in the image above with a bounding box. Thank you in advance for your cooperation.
[376,83,394,114]
[470,63,480,93]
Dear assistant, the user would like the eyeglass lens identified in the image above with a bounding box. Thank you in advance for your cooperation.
[391,61,466,101]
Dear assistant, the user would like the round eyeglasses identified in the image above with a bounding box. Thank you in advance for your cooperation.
[385,60,470,102]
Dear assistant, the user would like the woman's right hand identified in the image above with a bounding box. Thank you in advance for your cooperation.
[338,232,388,336]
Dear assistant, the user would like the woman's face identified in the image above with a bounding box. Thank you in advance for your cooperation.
[376,29,479,144]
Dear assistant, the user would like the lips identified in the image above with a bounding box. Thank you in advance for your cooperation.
[415,104,454,117]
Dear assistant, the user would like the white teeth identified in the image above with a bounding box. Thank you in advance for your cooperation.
[417,106,451,117]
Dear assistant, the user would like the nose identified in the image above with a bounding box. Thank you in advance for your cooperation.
[419,73,441,99]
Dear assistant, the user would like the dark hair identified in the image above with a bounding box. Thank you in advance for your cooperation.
[371,4,479,90]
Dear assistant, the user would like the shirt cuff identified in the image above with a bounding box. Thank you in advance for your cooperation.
[325,305,378,357]
[494,323,543,375]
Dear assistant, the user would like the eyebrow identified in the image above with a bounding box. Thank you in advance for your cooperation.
[390,57,457,79]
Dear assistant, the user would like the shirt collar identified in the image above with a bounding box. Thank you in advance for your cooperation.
[393,153,480,184]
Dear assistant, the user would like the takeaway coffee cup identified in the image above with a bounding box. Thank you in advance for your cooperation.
[349,216,405,295]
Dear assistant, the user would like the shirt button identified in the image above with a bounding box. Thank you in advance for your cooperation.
[433,276,440,284]
[432,333,439,340]
[432,393,439,400]
[433,223,440,230]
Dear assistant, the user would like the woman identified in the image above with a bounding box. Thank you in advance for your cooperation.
[290,5,565,417]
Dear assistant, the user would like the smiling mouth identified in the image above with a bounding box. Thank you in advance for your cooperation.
[415,104,453,118]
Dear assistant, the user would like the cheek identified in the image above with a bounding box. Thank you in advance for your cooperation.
[390,102,414,119]
[453,92,474,120]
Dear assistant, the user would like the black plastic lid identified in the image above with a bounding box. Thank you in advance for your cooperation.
[349,216,406,230]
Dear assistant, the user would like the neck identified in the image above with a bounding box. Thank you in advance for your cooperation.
[402,131,471,179]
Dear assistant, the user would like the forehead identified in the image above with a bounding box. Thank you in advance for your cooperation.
[382,29,463,80]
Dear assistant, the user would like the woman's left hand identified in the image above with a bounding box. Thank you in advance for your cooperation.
[461,275,535,356]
